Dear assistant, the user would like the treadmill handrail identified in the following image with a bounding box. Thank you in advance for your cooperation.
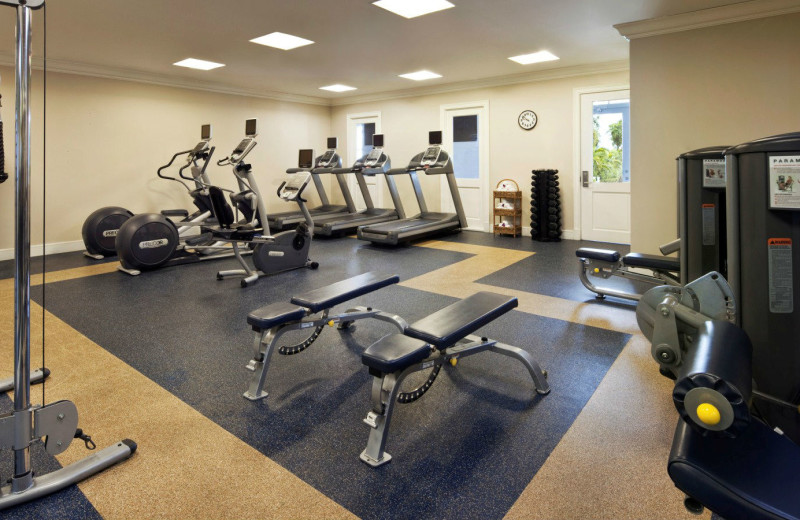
[387,167,414,175]
[312,167,337,174]
[286,168,311,174]
[423,165,454,175]
[331,167,355,174]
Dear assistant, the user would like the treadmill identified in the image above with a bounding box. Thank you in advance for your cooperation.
[267,137,356,231]
[357,131,467,245]
[313,134,406,236]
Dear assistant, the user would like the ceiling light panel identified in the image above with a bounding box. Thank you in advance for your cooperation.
[508,51,560,65]
[373,0,454,19]
[399,70,442,81]
[319,84,357,92]
[250,32,314,50]
[173,58,225,71]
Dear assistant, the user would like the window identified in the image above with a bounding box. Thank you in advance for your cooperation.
[356,122,376,158]
[592,99,630,183]
[452,114,479,180]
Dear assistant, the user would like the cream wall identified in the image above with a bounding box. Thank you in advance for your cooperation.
[630,13,800,253]
[330,69,629,235]
[0,67,331,255]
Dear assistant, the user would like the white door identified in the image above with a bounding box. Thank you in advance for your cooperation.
[346,112,382,210]
[579,89,631,243]
[441,102,489,231]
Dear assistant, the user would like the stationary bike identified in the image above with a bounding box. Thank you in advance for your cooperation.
[82,124,218,258]
[204,120,318,287]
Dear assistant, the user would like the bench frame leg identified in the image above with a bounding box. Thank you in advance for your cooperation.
[244,307,408,401]
[360,335,549,467]
[577,258,681,301]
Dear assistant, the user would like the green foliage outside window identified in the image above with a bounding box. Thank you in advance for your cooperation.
[593,118,623,182]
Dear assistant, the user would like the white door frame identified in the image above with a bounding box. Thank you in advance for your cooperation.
[346,111,382,208]
[440,100,490,231]
[572,85,629,240]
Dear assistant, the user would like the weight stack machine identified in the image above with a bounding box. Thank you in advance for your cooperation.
[530,169,561,241]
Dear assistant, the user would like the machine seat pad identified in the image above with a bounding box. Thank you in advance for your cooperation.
[575,248,620,263]
[290,272,399,313]
[406,291,518,349]
[247,302,307,331]
[362,334,431,374]
[668,419,800,520]
[623,253,680,272]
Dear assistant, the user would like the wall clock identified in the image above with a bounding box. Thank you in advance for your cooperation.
[518,110,537,130]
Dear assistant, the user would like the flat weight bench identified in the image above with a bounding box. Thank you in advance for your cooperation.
[359,291,550,467]
[576,247,681,301]
[244,271,408,401]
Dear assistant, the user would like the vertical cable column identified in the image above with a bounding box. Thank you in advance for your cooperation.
[12,3,33,489]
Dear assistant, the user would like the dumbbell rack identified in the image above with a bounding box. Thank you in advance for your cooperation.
[530,169,561,242]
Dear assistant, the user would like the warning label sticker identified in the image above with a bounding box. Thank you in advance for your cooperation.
[769,156,800,209]
[702,204,715,245]
[702,159,726,188]
[768,238,793,313]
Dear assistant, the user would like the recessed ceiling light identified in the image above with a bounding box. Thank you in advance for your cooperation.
[173,58,225,71]
[399,70,442,81]
[250,32,314,50]
[319,84,357,92]
[508,51,560,65]
[373,0,454,19]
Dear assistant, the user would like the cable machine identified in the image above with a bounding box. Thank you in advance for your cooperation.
[0,0,135,509]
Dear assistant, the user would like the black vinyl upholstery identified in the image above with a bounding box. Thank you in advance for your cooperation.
[623,252,680,272]
[668,419,800,520]
[361,334,431,374]
[290,272,399,313]
[406,292,517,349]
[247,302,307,331]
[575,248,620,263]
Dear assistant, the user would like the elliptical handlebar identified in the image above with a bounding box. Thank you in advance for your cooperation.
[156,149,193,181]
[178,146,216,182]
[217,156,231,167]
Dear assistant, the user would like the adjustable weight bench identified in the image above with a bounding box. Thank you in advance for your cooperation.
[576,247,680,301]
[359,291,550,467]
[244,271,408,401]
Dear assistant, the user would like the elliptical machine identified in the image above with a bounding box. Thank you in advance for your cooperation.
[204,119,318,287]
[82,124,218,258]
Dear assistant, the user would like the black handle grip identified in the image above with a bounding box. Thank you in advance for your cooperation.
[0,119,6,184]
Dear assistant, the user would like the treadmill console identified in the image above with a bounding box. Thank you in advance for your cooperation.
[231,138,256,163]
[317,149,338,168]
[364,147,384,167]
[280,171,312,201]
[421,146,441,166]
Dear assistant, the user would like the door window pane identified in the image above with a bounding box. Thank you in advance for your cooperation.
[452,114,479,180]
[356,122,376,159]
[592,99,630,183]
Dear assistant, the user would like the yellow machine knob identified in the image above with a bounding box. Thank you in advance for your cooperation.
[593,268,600,273]
[328,320,335,327]
[696,403,721,426]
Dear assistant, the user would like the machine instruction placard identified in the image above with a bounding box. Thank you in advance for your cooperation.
[701,204,716,245]
[702,159,726,188]
[768,238,793,313]
[769,156,800,209]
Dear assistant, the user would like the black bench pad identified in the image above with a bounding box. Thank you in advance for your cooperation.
[668,419,800,520]
[406,291,518,349]
[290,272,399,313]
[623,253,679,272]
[362,334,431,374]
[576,248,620,263]
[247,302,307,331]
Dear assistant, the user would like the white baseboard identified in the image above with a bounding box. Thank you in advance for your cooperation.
[0,240,85,261]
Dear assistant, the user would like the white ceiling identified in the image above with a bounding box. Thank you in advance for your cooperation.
[0,0,748,103]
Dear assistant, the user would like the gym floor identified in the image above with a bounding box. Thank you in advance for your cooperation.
[0,231,709,519]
